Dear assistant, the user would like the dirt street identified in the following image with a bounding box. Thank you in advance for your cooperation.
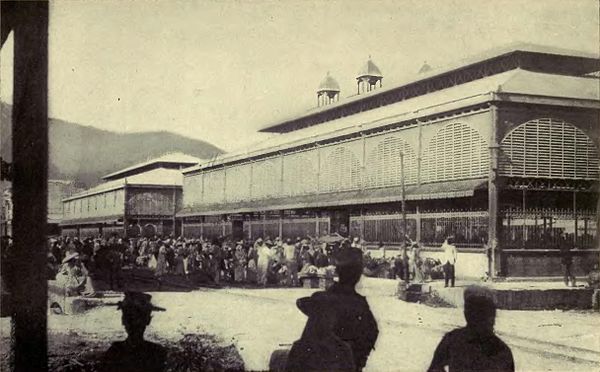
[1,277,599,371]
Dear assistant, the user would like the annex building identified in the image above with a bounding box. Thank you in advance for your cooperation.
[61,153,201,238]
[180,44,599,279]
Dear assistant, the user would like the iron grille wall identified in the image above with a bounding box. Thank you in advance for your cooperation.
[502,208,598,250]
[499,118,600,180]
[350,210,489,248]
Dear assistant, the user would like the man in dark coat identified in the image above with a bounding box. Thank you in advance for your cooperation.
[428,286,514,372]
[285,294,355,372]
[561,242,576,287]
[296,245,378,371]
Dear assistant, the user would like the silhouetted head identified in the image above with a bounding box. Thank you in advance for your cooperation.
[117,292,165,341]
[334,247,363,286]
[463,286,496,333]
[297,294,338,336]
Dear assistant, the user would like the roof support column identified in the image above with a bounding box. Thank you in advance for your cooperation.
[278,210,283,239]
[488,103,502,279]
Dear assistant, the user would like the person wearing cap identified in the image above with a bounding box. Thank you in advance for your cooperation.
[442,236,458,287]
[285,295,355,371]
[297,246,378,371]
[428,286,514,372]
[101,292,167,372]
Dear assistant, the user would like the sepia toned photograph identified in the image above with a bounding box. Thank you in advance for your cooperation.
[0,0,599,371]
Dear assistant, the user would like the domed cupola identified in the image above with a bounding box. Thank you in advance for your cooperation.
[356,57,383,94]
[317,72,341,107]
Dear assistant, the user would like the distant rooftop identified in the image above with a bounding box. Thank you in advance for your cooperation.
[65,168,184,201]
[102,152,202,180]
[259,43,600,133]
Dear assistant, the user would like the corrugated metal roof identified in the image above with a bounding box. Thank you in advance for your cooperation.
[102,152,202,180]
[64,168,183,202]
[258,43,599,133]
[184,69,599,174]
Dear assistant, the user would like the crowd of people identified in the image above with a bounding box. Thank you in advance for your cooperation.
[46,234,362,292]
[46,233,456,293]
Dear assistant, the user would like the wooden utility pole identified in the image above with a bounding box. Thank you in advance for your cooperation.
[3,1,50,370]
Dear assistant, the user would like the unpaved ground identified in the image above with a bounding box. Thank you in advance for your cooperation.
[1,277,599,371]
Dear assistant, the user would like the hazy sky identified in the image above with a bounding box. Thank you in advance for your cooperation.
[1,0,598,151]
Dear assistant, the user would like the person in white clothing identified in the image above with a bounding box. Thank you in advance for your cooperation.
[283,238,299,286]
[256,239,271,286]
[442,236,457,287]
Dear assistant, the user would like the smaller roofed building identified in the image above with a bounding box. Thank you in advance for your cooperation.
[60,153,202,238]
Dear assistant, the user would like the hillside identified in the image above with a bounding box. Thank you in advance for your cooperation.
[1,102,223,187]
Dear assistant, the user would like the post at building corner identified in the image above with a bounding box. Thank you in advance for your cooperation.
[488,103,501,279]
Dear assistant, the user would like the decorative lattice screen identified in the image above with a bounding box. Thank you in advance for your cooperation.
[365,136,418,188]
[283,151,318,196]
[183,175,203,207]
[422,122,489,183]
[499,118,599,180]
[203,170,225,204]
[225,164,251,202]
[251,158,280,199]
[319,145,362,192]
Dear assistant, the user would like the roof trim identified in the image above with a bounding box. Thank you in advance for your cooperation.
[177,178,487,216]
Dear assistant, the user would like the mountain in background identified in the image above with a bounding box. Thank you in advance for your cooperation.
[1,102,224,187]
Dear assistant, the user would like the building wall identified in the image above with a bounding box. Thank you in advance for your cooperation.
[63,188,125,221]
[183,110,492,210]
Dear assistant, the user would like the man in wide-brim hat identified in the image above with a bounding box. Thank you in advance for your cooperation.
[303,245,379,371]
[102,292,167,372]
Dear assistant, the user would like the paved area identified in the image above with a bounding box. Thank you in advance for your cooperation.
[1,277,599,371]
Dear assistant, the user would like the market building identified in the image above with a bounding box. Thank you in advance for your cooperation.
[178,44,599,279]
[60,153,201,238]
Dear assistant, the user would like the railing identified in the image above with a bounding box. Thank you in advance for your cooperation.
[501,208,598,250]
[350,210,489,247]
